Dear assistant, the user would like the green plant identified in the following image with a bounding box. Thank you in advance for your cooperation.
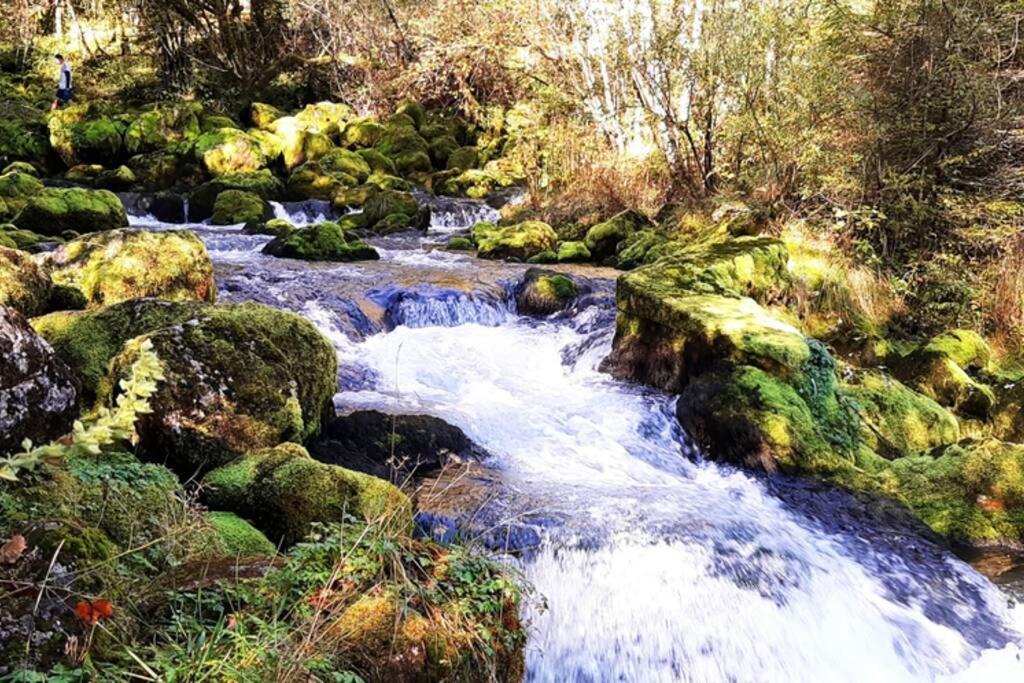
[0,340,165,481]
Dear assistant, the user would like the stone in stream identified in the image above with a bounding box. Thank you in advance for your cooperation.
[38,229,216,308]
[262,221,379,261]
[187,170,285,222]
[584,208,654,262]
[473,220,558,261]
[210,189,272,225]
[0,305,78,454]
[515,268,582,316]
[13,186,127,236]
[308,410,485,482]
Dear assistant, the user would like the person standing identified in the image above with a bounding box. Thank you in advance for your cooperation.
[51,54,74,110]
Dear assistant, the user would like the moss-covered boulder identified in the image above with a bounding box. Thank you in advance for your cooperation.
[318,148,371,183]
[211,189,272,225]
[270,117,335,171]
[205,511,276,555]
[2,161,39,176]
[515,269,579,316]
[395,101,426,129]
[476,221,557,261]
[343,117,386,148]
[190,128,267,176]
[188,170,285,222]
[356,148,397,175]
[366,171,412,191]
[0,306,78,454]
[333,184,379,211]
[202,443,412,545]
[124,104,202,155]
[376,126,430,167]
[13,187,127,236]
[428,135,460,167]
[0,225,53,252]
[584,209,655,262]
[893,330,996,418]
[0,247,51,316]
[125,151,182,191]
[244,218,294,238]
[841,369,960,457]
[556,240,591,263]
[32,298,198,402]
[616,230,670,270]
[0,170,46,216]
[884,438,1024,547]
[286,161,356,200]
[363,189,420,226]
[101,303,338,474]
[249,102,286,130]
[263,221,379,262]
[294,101,352,134]
[95,165,137,192]
[446,146,479,172]
[40,229,215,308]
[49,110,124,167]
[440,167,519,198]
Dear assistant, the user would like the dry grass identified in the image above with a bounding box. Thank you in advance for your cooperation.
[986,233,1024,352]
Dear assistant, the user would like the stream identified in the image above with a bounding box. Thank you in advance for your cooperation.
[125,194,1024,682]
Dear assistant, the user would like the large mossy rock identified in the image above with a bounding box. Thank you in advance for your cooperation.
[205,511,276,556]
[841,369,960,457]
[584,209,654,262]
[276,122,335,171]
[0,247,52,316]
[440,167,519,199]
[190,128,267,176]
[124,104,202,155]
[884,438,1024,547]
[0,306,78,454]
[48,109,124,167]
[263,221,379,261]
[318,148,371,182]
[363,189,421,227]
[13,187,127,236]
[515,268,580,316]
[102,303,338,475]
[202,443,412,545]
[249,102,286,130]
[211,189,272,225]
[188,170,285,222]
[32,298,197,403]
[343,117,386,148]
[0,170,45,217]
[892,330,996,418]
[475,220,557,261]
[286,161,356,200]
[40,229,216,308]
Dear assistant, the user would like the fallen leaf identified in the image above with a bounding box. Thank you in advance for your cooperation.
[0,534,27,564]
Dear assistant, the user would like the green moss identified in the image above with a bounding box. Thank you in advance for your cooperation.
[0,170,46,215]
[49,111,124,167]
[202,443,412,545]
[275,121,335,171]
[0,246,52,316]
[395,100,426,129]
[584,209,654,261]
[0,117,48,166]
[13,187,127,236]
[190,128,268,176]
[446,146,479,172]
[42,228,216,307]
[32,298,199,401]
[923,329,991,369]
[124,103,201,154]
[516,269,579,315]
[343,117,386,147]
[246,218,294,238]
[393,150,433,174]
[2,161,39,176]
[365,171,412,191]
[188,170,285,221]
[447,236,474,251]
[476,221,558,261]
[0,225,54,251]
[294,102,352,133]
[440,167,519,198]
[894,331,996,418]
[206,511,276,556]
[615,230,668,270]
[556,240,591,263]
[429,135,460,167]
[356,148,397,175]
[102,302,339,473]
[249,102,286,130]
[333,184,379,210]
[286,161,355,200]
[211,189,271,225]
[372,213,413,234]
[264,221,379,262]
[318,148,371,182]
[201,114,240,132]
[363,189,420,226]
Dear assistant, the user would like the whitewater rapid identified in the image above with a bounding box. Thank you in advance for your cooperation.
[126,195,1024,682]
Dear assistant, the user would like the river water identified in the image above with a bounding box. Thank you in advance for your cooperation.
[125,195,1024,682]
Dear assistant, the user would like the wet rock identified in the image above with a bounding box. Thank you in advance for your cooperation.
[202,443,411,545]
[39,229,216,307]
[145,192,186,223]
[286,160,356,200]
[188,170,285,222]
[211,189,272,225]
[262,221,379,261]
[13,187,127,237]
[556,240,591,263]
[102,302,338,474]
[0,171,45,218]
[308,410,484,482]
[515,268,581,316]
[584,209,654,261]
[0,305,78,454]
[0,247,52,316]
[474,220,558,261]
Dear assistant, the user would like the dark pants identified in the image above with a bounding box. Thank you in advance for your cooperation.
[55,88,74,102]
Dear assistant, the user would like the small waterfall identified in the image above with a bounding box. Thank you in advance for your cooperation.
[421,192,501,234]
[372,286,515,329]
[269,199,334,225]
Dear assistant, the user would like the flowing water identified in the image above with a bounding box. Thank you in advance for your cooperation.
[125,194,1024,682]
